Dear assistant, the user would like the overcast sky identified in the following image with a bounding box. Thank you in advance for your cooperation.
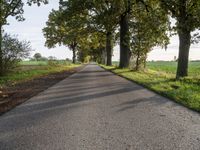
[3,0,200,61]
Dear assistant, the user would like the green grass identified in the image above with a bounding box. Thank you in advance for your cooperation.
[101,61,200,112]
[19,61,48,66]
[0,61,80,87]
[147,61,200,76]
[19,60,72,66]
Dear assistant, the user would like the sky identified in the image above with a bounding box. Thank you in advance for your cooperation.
[4,0,200,61]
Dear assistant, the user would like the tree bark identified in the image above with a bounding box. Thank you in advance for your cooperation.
[106,32,112,66]
[135,50,140,71]
[101,48,106,65]
[176,30,191,79]
[119,13,131,68]
[0,24,3,76]
[143,53,147,69]
[70,41,77,64]
[72,47,76,64]
[0,0,3,76]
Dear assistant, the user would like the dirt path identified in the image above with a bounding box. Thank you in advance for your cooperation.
[0,66,83,115]
[0,64,200,150]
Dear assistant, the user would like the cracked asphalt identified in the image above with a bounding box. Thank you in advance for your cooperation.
[0,64,200,150]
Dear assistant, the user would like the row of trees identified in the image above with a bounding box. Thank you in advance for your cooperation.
[43,0,200,79]
[32,53,57,61]
[1,1,200,79]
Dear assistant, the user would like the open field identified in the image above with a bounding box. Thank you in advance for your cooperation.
[147,61,200,76]
[0,60,80,87]
[19,60,72,66]
[19,61,48,66]
[101,61,200,111]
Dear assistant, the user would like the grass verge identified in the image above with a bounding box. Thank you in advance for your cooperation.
[0,64,83,115]
[101,65,200,112]
[0,64,81,87]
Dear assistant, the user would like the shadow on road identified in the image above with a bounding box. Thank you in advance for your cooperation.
[0,65,168,135]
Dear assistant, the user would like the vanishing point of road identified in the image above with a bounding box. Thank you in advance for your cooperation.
[0,64,200,150]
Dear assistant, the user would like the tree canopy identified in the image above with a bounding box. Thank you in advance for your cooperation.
[2,0,200,79]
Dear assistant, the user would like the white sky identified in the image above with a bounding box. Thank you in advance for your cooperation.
[3,0,200,61]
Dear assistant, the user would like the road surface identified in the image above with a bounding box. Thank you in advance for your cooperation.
[0,64,200,150]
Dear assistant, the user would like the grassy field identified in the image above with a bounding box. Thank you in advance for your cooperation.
[19,61,48,66]
[20,60,72,66]
[101,61,200,112]
[0,60,80,86]
[147,61,200,76]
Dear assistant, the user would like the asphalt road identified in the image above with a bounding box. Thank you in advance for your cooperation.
[0,64,200,150]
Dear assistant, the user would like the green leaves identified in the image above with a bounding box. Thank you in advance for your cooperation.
[160,0,200,32]
[129,0,169,69]
[1,33,32,73]
[0,0,48,25]
[43,7,88,50]
[1,0,24,25]
[27,0,48,6]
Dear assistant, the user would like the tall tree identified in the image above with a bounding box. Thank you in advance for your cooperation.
[43,8,88,63]
[59,0,120,66]
[160,0,200,79]
[119,0,131,68]
[118,0,149,68]
[43,10,74,63]
[85,0,120,66]
[130,1,169,70]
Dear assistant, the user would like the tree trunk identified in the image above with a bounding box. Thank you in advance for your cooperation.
[0,24,3,76]
[72,48,76,64]
[106,32,112,66]
[143,53,147,69]
[135,50,140,71]
[0,0,3,76]
[101,48,106,65]
[119,13,131,68]
[176,30,191,79]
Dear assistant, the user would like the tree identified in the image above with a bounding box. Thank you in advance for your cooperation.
[88,0,151,67]
[0,0,48,75]
[118,0,131,68]
[1,33,31,74]
[130,1,169,70]
[89,1,120,66]
[59,0,120,66]
[33,53,42,61]
[160,0,200,79]
[77,31,106,63]
[117,0,149,68]
[43,8,87,64]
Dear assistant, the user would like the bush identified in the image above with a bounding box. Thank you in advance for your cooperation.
[33,53,42,61]
[48,56,57,61]
[47,60,59,66]
[1,33,32,74]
